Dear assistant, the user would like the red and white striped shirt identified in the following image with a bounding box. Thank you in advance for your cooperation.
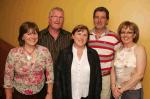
[88,28,121,73]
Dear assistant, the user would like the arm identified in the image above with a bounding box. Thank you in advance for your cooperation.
[5,88,13,99]
[45,83,53,99]
[44,48,54,99]
[111,34,121,88]
[110,61,116,89]
[111,61,121,99]
[119,45,147,93]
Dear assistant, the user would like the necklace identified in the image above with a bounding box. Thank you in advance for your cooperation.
[27,55,32,61]
[23,47,36,61]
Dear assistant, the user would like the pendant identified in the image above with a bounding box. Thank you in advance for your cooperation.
[27,55,32,61]
[124,65,127,68]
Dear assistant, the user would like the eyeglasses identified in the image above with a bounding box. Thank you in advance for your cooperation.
[50,16,64,20]
[120,32,134,35]
[26,32,37,35]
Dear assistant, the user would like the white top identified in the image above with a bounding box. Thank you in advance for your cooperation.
[71,45,90,99]
[114,44,141,89]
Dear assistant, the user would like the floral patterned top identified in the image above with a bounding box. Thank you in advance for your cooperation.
[4,45,54,95]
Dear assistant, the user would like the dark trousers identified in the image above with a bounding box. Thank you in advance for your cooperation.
[111,88,143,99]
[81,96,88,99]
[13,85,47,99]
[121,88,143,99]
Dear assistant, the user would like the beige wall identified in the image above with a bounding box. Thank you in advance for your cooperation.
[0,0,150,98]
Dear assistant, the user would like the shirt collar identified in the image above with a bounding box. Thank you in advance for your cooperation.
[72,44,87,54]
[90,27,109,36]
[44,26,66,35]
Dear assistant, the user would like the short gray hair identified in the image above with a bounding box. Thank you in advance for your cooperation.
[49,7,64,17]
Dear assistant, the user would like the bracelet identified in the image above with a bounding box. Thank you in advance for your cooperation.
[111,83,116,88]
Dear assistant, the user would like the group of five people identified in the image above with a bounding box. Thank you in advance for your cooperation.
[4,6,146,99]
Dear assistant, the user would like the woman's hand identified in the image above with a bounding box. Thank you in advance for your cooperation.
[45,93,52,99]
[5,88,13,99]
[112,86,122,99]
[45,83,53,99]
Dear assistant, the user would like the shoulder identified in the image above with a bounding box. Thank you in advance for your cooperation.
[87,47,98,55]
[134,44,147,58]
[9,47,22,53]
[36,45,52,58]
[60,29,71,35]
[39,27,49,35]
[7,47,22,57]
[107,30,120,39]
[87,47,100,63]
[37,45,49,52]
[135,44,146,53]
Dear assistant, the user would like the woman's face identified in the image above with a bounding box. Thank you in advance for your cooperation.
[120,27,135,45]
[72,29,88,48]
[22,28,38,46]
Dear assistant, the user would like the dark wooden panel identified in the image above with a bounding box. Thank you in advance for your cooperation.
[0,39,14,99]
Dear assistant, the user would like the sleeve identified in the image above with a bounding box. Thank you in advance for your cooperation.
[4,49,15,88]
[44,48,54,84]
[114,34,122,51]
[53,50,64,99]
[94,51,102,99]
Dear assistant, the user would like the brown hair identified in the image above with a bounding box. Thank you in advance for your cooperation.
[117,21,139,43]
[93,7,109,19]
[71,24,90,46]
[18,21,39,46]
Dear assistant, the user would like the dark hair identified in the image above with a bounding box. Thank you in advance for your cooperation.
[117,21,139,43]
[18,21,39,46]
[93,7,109,20]
[71,24,90,46]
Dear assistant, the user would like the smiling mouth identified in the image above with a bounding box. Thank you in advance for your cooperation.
[122,37,130,41]
[78,40,83,43]
[29,39,37,42]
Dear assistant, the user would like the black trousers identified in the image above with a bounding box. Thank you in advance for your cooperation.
[13,85,47,99]
[81,96,88,99]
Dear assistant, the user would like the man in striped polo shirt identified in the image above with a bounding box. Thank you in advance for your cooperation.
[88,7,121,99]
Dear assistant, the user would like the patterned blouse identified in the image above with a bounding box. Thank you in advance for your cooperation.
[4,45,54,95]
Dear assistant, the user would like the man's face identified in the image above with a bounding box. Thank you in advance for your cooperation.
[93,11,108,30]
[48,10,64,30]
